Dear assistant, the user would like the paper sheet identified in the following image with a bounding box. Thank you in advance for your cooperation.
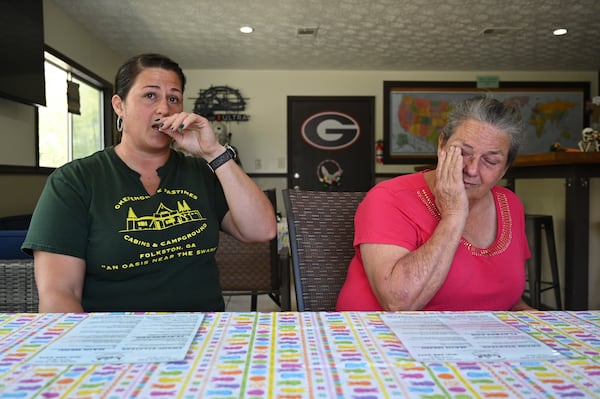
[31,313,204,364]
[381,312,563,362]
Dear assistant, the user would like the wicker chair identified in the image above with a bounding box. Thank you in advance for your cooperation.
[283,189,366,311]
[0,259,38,312]
[216,189,291,311]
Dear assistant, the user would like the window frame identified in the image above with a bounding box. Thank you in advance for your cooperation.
[0,46,114,174]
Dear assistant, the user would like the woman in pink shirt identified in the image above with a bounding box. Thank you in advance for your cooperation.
[337,96,533,312]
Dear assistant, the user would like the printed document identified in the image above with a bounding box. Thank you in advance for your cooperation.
[381,312,563,362]
[31,313,203,364]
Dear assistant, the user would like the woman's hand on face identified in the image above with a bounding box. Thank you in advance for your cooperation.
[434,145,469,219]
[156,112,224,159]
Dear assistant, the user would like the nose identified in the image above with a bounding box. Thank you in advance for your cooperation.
[463,155,479,176]
[155,97,170,116]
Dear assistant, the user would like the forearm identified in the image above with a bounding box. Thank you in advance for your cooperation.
[38,291,84,313]
[167,114,276,242]
[33,251,85,313]
[215,161,277,242]
[373,215,466,311]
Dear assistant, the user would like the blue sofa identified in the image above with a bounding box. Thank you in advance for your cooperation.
[0,214,32,259]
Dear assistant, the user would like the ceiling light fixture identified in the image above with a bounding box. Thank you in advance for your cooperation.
[240,26,254,34]
[553,28,568,36]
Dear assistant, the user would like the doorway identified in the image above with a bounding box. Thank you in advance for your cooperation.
[287,96,375,191]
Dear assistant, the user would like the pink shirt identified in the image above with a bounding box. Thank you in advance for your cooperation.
[336,172,530,311]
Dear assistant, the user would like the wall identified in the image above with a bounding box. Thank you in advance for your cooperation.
[0,0,123,217]
[0,98,37,167]
[43,0,122,84]
[181,70,598,176]
[0,0,598,308]
[1,175,48,217]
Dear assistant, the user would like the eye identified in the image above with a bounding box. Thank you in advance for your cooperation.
[144,92,156,100]
[168,95,181,104]
[483,157,500,166]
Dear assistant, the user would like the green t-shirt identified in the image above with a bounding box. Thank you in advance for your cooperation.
[23,147,228,312]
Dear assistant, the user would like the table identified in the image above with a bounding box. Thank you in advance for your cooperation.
[1,311,599,398]
[506,151,600,310]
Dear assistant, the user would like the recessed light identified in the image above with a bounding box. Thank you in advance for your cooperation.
[553,28,567,36]
[240,26,254,34]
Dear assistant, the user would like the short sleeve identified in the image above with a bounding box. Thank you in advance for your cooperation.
[353,183,427,251]
[22,166,90,258]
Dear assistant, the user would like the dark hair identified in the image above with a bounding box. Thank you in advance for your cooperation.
[440,95,523,166]
[114,53,186,100]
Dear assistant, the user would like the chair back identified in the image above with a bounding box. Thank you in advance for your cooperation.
[0,259,38,312]
[283,189,366,311]
[216,189,290,311]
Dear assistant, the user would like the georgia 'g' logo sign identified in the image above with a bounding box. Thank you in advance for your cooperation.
[301,112,360,150]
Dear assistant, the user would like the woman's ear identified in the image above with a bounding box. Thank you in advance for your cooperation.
[111,94,123,116]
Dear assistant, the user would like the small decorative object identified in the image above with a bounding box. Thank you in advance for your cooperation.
[317,159,343,188]
[579,96,600,152]
[550,142,566,152]
[550,142,580,152]
[213,121,229,145]
[193,85,250,122]
[578,127,600,152]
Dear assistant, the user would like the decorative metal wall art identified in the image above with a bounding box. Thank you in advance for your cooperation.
[193,85,250,122]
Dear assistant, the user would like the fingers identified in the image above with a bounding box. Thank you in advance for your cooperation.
[437,145,462,183]
[447,146,463,182]
[155,115,184,134]
[155,112,221,158]
[156,112,210,135]
[434,145,468,217]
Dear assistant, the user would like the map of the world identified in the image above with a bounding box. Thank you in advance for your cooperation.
[389,90,584,155]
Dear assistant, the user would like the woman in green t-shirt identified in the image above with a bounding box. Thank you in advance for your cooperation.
[24,54,276,313]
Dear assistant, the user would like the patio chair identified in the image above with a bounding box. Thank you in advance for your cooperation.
[0,259,38,312]
[216,189,291,311]
[283,189,366,311]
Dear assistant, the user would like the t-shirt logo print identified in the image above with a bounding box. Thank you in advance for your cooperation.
[121,201,204,232]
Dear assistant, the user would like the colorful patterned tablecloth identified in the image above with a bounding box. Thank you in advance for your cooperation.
[0,311,599,398]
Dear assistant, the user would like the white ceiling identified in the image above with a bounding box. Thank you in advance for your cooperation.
[51,0,599,71]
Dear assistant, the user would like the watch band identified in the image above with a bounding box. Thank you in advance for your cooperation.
[208,145,237,172]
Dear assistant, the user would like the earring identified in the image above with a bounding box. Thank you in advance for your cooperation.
[116,116,123,132]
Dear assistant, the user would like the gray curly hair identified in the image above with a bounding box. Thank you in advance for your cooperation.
[440,95,524,166]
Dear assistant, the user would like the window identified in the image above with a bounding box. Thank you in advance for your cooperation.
[38,48,113,168]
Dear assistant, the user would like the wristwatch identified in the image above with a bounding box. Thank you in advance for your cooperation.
[208,145,237,172]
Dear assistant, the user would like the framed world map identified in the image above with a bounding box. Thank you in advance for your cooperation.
[383,81,590,164]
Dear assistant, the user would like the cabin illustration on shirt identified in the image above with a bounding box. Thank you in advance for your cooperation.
[121,200,204,232]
